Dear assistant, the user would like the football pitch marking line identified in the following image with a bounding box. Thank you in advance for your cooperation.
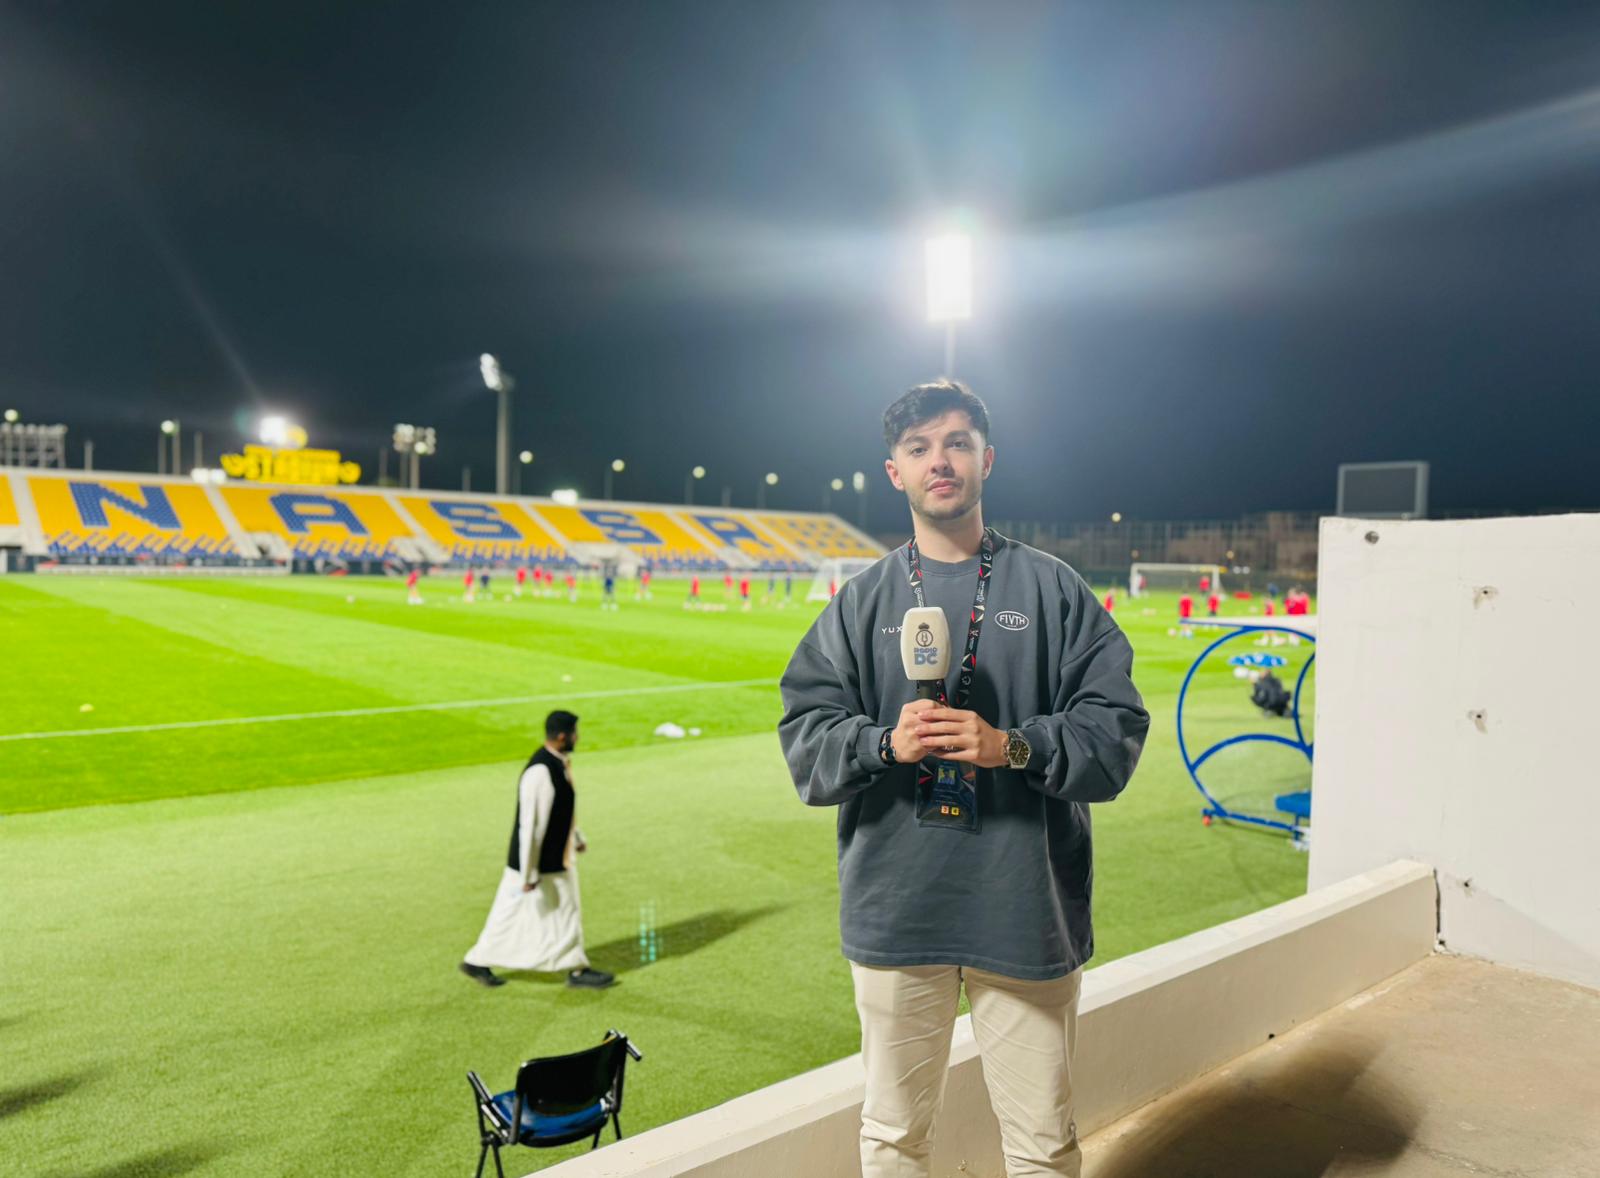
[0,678,776,743]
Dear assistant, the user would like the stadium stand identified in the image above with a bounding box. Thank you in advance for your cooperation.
[398,495,576,567]
[0,473,19,531]
[27,473,245,563]
[678,510,808,570]
[0,469,885,574]
[758,512,881,562]
[221,484,418,564]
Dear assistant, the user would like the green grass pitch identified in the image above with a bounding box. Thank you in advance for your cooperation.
[0,572,1311,1176]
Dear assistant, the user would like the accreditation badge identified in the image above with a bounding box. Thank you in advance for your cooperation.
[915,757,980,833]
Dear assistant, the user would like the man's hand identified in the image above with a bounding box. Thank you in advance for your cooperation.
[914,707,1008,768]
[522,878,539,893]
[575,836,588,854]
[891,699,940,764]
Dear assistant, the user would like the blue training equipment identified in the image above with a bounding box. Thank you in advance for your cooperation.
[1176,622,1316,844]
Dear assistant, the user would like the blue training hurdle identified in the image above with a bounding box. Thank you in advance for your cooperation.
[1176,618,1317,843]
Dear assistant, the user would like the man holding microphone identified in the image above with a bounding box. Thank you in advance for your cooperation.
[779,381,1148,1177]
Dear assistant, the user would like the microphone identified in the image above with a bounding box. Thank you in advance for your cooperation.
[900,606,951,700]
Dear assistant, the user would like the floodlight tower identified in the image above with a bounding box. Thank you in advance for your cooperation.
[758,471,779,510]
[852,470,868,529]
[159,419,180,476]
[604,458,625,501]
[480,354,515,495]
[686,464,706,505]
[925,231,972,378]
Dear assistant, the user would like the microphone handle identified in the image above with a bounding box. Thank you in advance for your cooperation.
[915,680,940,701]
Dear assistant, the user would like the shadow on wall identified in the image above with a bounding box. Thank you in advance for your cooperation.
[1085,1038,1420,1178]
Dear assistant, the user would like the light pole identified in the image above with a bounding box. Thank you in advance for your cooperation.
[824,477,844,510]
[685,464,706,504]
[604,458,625,501]
[516,449,533,495]
[925,231,972,378]
[758,471,778,510]
[393,424,436,490]
[852,470,868,529]
[480,354,516,495]
[159,419,179,475]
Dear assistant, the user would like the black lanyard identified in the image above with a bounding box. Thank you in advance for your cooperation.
[905,528,996,711]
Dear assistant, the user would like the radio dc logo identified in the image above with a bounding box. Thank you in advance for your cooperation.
[913,621,940,665]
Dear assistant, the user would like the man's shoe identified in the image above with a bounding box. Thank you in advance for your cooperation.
[566,968,615,989]
[460,961,506,987]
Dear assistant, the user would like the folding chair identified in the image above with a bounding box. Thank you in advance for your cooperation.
[467,1029,643,1178]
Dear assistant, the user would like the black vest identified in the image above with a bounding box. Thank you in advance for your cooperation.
[506,747,576,875]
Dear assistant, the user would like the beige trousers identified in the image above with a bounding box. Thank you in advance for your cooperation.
[851,962,1082,1178]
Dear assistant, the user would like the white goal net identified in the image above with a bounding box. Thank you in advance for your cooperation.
[1129,562,1225,597]
[806,557,879,602]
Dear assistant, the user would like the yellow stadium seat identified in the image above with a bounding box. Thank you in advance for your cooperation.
[221,485,412,561]
[29,475,238,560]
[759,513,880,560]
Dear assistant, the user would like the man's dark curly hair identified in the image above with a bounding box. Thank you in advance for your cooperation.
[881,380,990,452]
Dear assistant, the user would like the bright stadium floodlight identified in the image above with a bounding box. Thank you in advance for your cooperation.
[551,488,579,506]
[925,233,972,321]
[686,464,706,504]
[479,353,505,392]
[160,419,177,435]
[3,409,17,424]
[611,458,626,472]
[831,478,844,491]
[1111,512,1123,523]
[260,415,285,445]
[519,450,533,464]
[925,231,972,377]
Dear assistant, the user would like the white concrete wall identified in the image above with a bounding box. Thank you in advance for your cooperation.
[538,860,1436,1178]
[1309,514,1600,990]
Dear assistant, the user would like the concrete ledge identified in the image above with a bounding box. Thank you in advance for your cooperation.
[541,859,1437,1178]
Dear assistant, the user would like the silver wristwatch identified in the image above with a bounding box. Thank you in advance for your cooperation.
[1004,728,1031,771]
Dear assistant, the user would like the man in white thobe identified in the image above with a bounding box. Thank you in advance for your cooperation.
[460,710,614,989]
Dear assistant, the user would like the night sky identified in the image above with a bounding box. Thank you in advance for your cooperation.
[5,2,1598,529]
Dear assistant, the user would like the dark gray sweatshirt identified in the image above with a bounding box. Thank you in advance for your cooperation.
[778,534,1149,979]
